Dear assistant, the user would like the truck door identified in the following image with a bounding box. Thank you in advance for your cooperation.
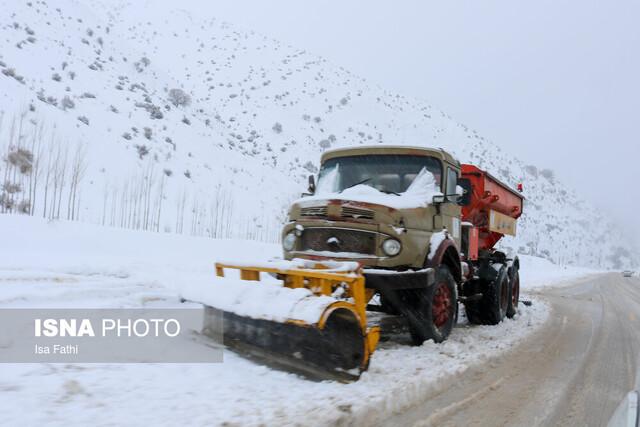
[441,167,462,247]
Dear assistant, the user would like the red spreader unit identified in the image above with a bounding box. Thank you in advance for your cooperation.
[460,164,524,258]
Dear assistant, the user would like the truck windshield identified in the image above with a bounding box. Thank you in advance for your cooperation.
[316,154,442,194]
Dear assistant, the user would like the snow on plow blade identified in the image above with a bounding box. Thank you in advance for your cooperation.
[181,259,380,381]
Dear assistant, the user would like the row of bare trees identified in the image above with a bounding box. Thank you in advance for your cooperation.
[100,175,282,242]
[1,111,284,243]
[0,112,87,220]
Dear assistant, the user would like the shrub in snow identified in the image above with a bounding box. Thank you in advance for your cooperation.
[150,108,163,120]
[61,96,75,110]
[168,88,191,107]
[81,92,96,98]
[2,182,22,194]
[68,71,76,80]
[77,116,89,125]
[163,169,173,177]
[540,169,555,182]
[135,145,149,159]
[272,122,283,133]
[144,127,152,140]
[122,132,132,140]
[17,200,30,214]
[303,161,317,173]
[7,149,33,174]
[319,139,331,149]
[182,116,191,125]
[0,194,13,211]
[184,170,191,179]
[134,57,150,73]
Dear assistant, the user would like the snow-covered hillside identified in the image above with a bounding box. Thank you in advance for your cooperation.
[0,0,636,268]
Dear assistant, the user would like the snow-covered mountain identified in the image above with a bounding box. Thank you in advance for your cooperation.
[0,0,636,268]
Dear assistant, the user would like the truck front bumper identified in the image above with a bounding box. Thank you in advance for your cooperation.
[363,268,436,290]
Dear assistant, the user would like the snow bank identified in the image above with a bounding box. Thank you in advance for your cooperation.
[299,167,442,210]
[517,254,601,290]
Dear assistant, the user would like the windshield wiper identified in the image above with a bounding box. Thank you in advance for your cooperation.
[339,178,372,193]
[379,190,401,196]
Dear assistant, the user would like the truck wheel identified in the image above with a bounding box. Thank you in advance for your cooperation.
[506,268,520,318]
[408,265,457,345]
[483,266,510,324]
[464,266,509,325]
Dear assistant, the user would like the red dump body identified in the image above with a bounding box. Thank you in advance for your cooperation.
[460,164,524,258]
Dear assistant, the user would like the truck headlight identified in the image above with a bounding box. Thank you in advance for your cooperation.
[382,239,402,256]
[283,232,297,251]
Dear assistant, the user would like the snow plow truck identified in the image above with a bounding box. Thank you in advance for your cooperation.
[198,146,524,380]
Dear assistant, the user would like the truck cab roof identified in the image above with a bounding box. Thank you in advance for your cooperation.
[320,145,460,167]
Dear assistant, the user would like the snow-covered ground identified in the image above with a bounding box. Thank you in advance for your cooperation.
[518,254,599,290]
[0,216,601,426]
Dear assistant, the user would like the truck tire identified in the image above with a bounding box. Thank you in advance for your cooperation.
[464,265,509,325]
[407,265,458,345]
[506,267,520,318]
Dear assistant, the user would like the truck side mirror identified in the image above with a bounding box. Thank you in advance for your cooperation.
[308,175,316,194]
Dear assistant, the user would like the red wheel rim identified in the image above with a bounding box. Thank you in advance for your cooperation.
[432,282,452,329]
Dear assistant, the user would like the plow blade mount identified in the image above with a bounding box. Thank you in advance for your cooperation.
[195,260,379,381]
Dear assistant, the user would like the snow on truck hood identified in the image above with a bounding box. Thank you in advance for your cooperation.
[297,167,442,210]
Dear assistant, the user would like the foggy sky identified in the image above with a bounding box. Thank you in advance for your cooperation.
[191,0,640,247]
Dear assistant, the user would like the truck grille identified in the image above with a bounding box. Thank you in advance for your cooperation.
[300,228,376,255]
[300,205,374,221]
[300,206,328,217]
[341,206,374,220]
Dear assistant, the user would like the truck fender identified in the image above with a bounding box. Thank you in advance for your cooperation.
[427,239,462,284]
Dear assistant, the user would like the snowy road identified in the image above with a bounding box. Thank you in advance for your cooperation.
[387,273,640,427]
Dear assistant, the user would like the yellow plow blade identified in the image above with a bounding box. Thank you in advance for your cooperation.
[197,260,379,380]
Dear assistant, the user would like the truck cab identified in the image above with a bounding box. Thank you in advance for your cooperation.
[282,145,463,275]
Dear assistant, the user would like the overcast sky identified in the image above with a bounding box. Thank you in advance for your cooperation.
[200,0,640,246]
